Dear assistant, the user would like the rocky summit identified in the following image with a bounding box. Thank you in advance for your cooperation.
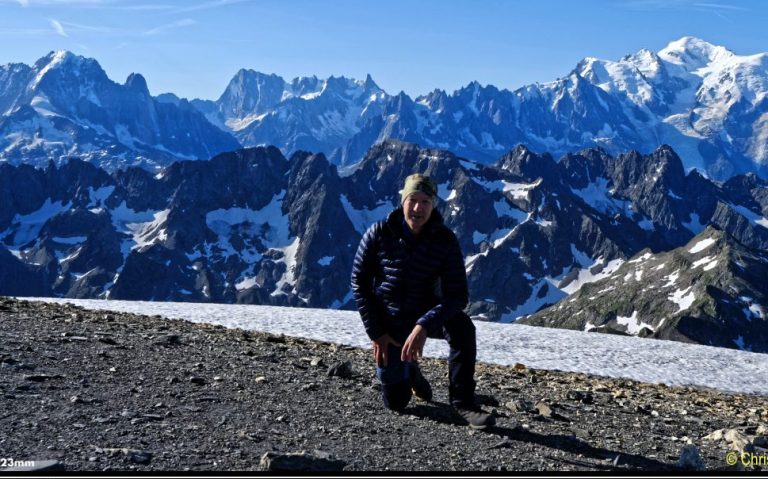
[1,297,767,472]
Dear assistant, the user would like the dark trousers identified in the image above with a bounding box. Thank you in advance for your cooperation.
[376,311,477,411]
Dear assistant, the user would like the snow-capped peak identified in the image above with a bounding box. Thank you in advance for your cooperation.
[30,50,75,88]
[28,50,106,93]
[658,36,734,70]
[43,50,76,66]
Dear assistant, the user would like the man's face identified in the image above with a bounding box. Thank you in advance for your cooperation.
[403,191,434,234]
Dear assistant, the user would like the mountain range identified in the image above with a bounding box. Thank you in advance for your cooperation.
[0,51,240,171]
[1,140,767,352]
[2,37,768,180]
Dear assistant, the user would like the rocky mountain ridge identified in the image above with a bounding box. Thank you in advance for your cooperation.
[1,140,767,351]
[520,227,768,352]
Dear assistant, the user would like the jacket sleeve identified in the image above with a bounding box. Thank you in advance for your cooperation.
[416,230,469,335]
[350,223,387,341]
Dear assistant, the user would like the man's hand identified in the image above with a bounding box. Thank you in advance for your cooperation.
[372,334,401,367]
[401,324,427,362]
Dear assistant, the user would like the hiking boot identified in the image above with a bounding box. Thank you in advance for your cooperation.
[409,362,432,402]
[453,404,495,430]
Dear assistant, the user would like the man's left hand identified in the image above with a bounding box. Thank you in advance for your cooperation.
[401,324,427,362]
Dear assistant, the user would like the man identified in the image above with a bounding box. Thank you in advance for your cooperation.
[351,173,494,429]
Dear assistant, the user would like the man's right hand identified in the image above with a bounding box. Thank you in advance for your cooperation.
[372,334,401,367]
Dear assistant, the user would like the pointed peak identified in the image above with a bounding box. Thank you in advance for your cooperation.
[651,144,676,158]
[362,73,380,91]
[430,87,447,96]
[34,50,76,70]
[38,50,99,70]
[125,72,149,94]
[496,144,557,180]
[324,75,349,89]
[575,56,598,71]
[29,50,105,89]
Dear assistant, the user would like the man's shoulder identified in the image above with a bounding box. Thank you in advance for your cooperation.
[364,209,401,236]
[431,221,459,243]
[363,220,385,237]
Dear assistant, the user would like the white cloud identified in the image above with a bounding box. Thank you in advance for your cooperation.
[692,2,751,11]
[49,18,68,37]
[142,18,196,36]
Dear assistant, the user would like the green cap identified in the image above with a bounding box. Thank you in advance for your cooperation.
[400,173,438,204]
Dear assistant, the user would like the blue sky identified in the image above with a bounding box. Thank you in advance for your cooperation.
[0,0,766,100]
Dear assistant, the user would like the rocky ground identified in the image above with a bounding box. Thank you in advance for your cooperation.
[1,297,767,472]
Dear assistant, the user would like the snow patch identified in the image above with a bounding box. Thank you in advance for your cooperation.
[33,297,768,396]
[502,178,542,200]
[1,198,71,251]
[499,278,568,323]
[668,286,696,313]
[662,271,680,288]
[340,195,391,235]
[628,252,653,264]
[615,311,655,335]
[688,237,716,254]
[493,199,528,222]
[570,177,632,215]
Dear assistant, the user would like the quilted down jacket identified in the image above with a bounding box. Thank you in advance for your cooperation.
[350,207,469,340]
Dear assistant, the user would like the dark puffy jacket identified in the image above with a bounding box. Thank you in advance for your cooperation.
[350,207,469,340]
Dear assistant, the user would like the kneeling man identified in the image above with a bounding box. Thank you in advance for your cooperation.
[351,173,493,429]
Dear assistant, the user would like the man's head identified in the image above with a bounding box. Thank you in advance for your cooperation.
[400,174,438,235]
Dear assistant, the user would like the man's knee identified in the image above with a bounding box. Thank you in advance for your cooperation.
[381,381,412,411]
[376,352,412,411]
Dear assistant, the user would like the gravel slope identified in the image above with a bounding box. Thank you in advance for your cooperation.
[1,297,766,472]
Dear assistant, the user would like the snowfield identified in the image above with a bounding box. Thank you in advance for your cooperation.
[25,298,768,396]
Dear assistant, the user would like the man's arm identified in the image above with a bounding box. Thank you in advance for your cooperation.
[350,223,388,342]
